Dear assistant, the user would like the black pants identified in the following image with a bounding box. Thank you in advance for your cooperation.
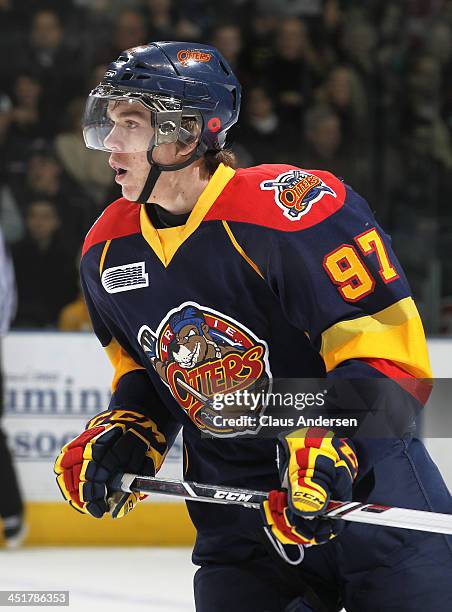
[194,439,452,612]
[0,340,23,519]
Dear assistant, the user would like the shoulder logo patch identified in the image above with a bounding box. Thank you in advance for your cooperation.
[101,261,149,294]
[260,169,336,221]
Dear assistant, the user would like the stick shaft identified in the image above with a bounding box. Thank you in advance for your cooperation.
[114,473,452,535]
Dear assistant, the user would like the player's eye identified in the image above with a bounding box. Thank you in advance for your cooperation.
[125,120,138,129]
[186,329,196,339]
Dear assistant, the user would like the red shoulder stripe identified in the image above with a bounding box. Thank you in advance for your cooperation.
[82,198,141,257]
[205,165,346,231]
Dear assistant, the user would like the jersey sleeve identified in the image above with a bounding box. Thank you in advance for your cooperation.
[80,244,181,459]
[259,181,432,476]
[265,184,431,381]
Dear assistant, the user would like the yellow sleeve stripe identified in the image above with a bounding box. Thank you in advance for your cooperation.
[99,240,111,276]
[320,296,432,378]
[104,338,145,392]
[222,220,264,280]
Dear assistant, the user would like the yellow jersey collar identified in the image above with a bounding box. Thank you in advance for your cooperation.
[140,163,236,267]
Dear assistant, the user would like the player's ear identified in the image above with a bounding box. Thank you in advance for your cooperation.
[175,137,199,159]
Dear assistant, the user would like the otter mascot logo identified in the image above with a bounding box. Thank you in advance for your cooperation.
[138,303,272,436]
[261,169,336,221]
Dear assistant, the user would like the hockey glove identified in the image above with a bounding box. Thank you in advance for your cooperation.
[262,427,358,546]
[54,409,166,519]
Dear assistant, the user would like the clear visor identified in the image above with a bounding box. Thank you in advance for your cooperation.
[82,86,184,153]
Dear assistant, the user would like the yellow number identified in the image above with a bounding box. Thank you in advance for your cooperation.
[324,227,399,302]
[323,245,375,302]
[355,228,399,283]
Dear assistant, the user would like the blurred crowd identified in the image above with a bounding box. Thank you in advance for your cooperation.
[1,0,452,333]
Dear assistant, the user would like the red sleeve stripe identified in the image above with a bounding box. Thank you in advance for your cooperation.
[361,357,432,405]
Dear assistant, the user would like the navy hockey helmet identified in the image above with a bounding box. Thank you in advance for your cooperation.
[82,41,241,155]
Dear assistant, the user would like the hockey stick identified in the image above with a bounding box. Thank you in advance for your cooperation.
[111,473,452,535]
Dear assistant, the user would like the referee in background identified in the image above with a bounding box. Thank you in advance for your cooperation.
[0,227,25,547]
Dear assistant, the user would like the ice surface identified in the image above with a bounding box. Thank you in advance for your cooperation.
[0,547,196,611]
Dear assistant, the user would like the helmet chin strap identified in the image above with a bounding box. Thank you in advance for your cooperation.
[134,144,204,204]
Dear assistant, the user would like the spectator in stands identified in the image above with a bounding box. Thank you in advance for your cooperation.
[239,4,276,80]
[301,104,370,197]
[267,17,320,129]
[405,53,443,121]
[211,24,244,72]
[9,142,93,255]
[11,199,78,328]
[315,65,369,144]
[231,84,294,164]
[320,0,343,54]
[14,9,86,128]
[174,0,214,38]
[426,21,452,69]
[390,110,452,221]
[2,74,46,156]
[394,52,452,204]
[302,104,341,167]
[339,15,377,81]
[29,9,65,68]
[95,8,148,65]
[143,0,184,40]
[114,7,148,50]
[0,0,27,86]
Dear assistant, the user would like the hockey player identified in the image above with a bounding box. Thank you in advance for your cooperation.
[54,42,452,611]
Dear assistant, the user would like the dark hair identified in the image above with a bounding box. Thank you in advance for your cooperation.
[204,149,237,174]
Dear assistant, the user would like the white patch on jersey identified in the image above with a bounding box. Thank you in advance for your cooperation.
[101,261,149,294]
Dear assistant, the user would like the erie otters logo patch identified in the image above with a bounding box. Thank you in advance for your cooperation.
[138,303,271,436]
[261,169,336,221]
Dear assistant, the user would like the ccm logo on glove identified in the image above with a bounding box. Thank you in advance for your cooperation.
[262,427,358,546]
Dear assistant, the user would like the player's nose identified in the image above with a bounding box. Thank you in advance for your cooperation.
[103,126,123,152]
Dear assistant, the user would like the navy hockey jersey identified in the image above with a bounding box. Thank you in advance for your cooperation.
[80,163,431,562]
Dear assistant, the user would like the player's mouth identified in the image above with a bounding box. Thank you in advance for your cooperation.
[114,167,128,184]
[109,158,129,184]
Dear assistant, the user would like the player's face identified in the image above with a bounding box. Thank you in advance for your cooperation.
[105,100,152,200]
[106,100,180,201]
